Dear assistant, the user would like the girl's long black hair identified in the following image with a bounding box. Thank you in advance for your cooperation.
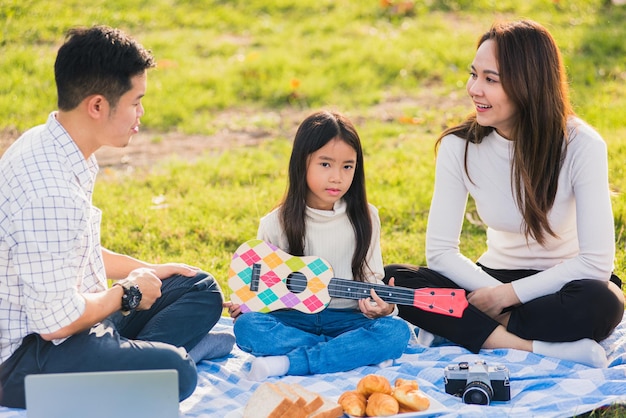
[279,110,372,281]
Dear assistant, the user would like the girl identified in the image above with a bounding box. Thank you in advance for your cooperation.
[385,20,624,367]
[227,110,411,380]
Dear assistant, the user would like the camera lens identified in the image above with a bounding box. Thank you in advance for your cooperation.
[462,381,493,405]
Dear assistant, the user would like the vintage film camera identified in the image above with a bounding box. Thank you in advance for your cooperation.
[444,360,510,405]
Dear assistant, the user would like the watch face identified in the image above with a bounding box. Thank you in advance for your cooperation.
[127,286,142,309]
[122,285,142,311]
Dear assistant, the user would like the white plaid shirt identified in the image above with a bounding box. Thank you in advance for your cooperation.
[0,112,107,363]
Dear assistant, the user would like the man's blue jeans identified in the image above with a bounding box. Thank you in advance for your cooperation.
[0,272,224,409]
[234,308,411,375]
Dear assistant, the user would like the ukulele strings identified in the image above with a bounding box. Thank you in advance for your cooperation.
[327,280,462,315]
[328,281,415,303]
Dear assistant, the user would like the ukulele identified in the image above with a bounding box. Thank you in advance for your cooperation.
[228,239,468,317]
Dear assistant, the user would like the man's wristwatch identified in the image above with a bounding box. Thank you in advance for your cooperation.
[113,280,142,316]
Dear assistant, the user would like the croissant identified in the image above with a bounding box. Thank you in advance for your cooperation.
[392,384,430,412]
[365,392,399,417]
[394,378,419,390]
[338,390,367,417]
[356,374,392,397]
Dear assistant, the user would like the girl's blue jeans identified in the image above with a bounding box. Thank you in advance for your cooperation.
[233,308,411,375]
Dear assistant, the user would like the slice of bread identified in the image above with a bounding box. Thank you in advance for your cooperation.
[275,382,308,410]
[242,382,342,418]
[243,383,294,418]
[275,382,308,418]
[288,383,324,413]
[278,402,308,418]
[307,396,343,418]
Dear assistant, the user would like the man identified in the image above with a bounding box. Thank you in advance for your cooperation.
[0,25,228,408]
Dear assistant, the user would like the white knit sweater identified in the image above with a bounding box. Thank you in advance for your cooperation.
[426,117,615,303]
[257,199,384,309]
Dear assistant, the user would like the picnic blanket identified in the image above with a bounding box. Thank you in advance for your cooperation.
[1,313,625,417]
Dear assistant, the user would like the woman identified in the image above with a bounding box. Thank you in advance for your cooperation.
[385,19,624,367]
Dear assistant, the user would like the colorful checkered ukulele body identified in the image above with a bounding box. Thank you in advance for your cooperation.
[228,239,468,317]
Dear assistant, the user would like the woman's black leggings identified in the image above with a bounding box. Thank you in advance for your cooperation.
[383,264,624,353]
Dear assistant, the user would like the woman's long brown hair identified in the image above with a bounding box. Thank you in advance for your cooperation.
[436,20,574,245]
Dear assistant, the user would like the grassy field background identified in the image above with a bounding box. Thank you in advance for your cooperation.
[2,1,626,415]
[2,0,626,282]
[3,0,624,290]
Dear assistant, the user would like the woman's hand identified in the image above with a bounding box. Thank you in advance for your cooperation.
[358,277,396,318]
[467,283,520,320]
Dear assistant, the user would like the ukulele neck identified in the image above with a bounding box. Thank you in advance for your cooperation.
[328,278,414,304]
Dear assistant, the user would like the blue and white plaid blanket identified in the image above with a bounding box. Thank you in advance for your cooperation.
[2,313,625,417]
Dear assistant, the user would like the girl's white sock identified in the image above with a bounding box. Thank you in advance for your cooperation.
[416,329,435,347]
[532,338,608,368]
[248,355,290,381]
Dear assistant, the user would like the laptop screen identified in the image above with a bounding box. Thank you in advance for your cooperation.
[25,369,179,418]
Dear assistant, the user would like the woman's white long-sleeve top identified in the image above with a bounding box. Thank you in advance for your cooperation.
[426,117,615,303]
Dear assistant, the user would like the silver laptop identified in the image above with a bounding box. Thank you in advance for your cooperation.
[25,369,180,418]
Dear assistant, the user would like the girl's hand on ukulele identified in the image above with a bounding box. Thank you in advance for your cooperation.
[224,301,242,320]
[359,277,396,318]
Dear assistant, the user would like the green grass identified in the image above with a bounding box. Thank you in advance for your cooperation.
[2,1,626,414]
[3,1,626,134]
[3,0,625,302]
